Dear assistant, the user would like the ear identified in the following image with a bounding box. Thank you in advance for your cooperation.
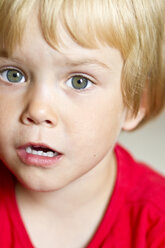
[122,107,146,131]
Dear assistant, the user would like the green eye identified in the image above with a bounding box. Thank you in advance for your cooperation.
[71,76,88,89]
[0,69,25,83]
[66,76,92,90]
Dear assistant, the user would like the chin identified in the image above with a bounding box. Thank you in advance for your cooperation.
[17,177,67,193]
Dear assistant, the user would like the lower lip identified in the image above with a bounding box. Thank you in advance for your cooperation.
[17,148,62,168]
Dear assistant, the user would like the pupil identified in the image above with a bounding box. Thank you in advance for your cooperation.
[13,73,18,78]
[78,79,83,84]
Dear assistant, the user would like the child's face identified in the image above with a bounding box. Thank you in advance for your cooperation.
[0,17,126,191]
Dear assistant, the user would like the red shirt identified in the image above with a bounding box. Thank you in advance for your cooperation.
[0,145,165,248]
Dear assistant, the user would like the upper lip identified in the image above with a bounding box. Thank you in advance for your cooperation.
[17,142,61,153]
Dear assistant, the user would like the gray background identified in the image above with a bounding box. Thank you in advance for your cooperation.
[119,110,165,175]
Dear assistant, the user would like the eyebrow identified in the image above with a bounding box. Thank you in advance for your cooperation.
[0,49,111,71]
[65,58,111,71]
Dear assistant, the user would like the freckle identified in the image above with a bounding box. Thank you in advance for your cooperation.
[93,154,96,157]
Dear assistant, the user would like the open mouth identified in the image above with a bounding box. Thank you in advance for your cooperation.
[17,143,62,167]
[25,145,59,157]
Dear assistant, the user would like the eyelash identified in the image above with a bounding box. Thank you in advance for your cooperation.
[66,75,94,90]
[0,67,95,91]
[0,67,26,84]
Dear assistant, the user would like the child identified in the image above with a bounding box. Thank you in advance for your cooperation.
[0,0,164,247]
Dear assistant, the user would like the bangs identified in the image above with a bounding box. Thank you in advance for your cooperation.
[0,0,36,54]
[40,0,136,58]
[0,0,136,58]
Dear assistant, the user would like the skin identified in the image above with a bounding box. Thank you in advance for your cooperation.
[0,15,137,247]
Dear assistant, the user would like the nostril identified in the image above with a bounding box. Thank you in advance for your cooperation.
[45,120,52,124]
[27,117,34,123]
[27,118,52,125]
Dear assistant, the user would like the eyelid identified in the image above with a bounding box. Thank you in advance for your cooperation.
[65,74,94,90]
[0,66,25,76]
[0,66,27,83]
[68,72,96,83]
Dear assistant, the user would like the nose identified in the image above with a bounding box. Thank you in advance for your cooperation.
[21,86,58,128]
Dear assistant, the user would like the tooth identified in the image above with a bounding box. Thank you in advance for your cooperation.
[26,147,32,154]
[38,151,43,156]
[47,151,54,157]
[43,152,48,157]
[32,150,38,155]
[25,146,57,157]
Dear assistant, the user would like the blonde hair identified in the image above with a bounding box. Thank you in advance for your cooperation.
[0,0,164,126]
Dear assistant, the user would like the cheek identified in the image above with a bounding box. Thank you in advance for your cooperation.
[64,94,125,157]
[0,103,17,133]
[0,92,17,121]
[0,94,20,154]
